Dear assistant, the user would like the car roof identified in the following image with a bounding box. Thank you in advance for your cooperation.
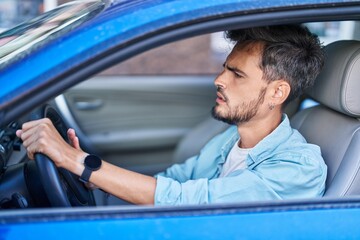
[0,0,359,126]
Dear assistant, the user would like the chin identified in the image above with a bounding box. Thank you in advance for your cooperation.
[211,107,232,124]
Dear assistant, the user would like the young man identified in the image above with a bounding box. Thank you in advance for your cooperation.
[17,25,327,205]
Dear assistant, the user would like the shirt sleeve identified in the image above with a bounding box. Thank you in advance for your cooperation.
[154,169,281,205]
[155,155,199,183]
[154,154,326,205]
[252,153,327,199]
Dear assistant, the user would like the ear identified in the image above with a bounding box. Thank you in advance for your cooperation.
[269,80,291,105]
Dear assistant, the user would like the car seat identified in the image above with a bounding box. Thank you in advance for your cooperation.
[291,40,360,197]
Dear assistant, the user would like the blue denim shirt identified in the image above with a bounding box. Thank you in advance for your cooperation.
[154,115,327,205]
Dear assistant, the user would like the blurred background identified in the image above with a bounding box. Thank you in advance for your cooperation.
[0,0,359,76]
[0,0,71,31]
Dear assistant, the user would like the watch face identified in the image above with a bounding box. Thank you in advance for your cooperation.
[84,155,102,170]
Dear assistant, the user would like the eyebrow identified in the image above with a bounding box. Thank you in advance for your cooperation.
[223,62,249,78]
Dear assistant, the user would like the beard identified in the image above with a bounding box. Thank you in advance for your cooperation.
[212,86,267,125]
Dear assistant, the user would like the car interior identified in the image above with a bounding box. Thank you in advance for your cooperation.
[1,20,360,208]
[60,21,360,206]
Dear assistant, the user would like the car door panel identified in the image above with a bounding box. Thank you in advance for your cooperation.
[61,75,216,175]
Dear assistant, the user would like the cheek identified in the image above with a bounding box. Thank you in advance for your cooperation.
[228,89,250,104]
[231,86,267,107]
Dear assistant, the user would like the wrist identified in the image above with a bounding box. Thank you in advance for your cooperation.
[64,149,88,176]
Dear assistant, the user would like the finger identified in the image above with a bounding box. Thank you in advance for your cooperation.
[74,137,80,150]
[25,143,39,160]
[67,128,75,143]
[20,126,41,148]
[16,127,38,158]
[67,128,81,150]
[21,118,52,131]
[22,131,48,156]
[20,121,53,147]
[19,125,40,143]
[16,129,23,138]
[20,118,54,143]
[68,128,77,148]
[20,119,62,159]
[27,151,34,160]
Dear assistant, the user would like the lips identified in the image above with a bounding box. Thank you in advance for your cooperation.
[216,91,227,103]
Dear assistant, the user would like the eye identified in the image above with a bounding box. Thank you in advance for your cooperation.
[233,71,243,78]
[223,63,244,78]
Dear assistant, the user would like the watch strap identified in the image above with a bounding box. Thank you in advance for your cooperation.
[80,166,92,183]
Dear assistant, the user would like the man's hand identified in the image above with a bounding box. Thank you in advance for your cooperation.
[16,118,156,204]
[16,118,87,175]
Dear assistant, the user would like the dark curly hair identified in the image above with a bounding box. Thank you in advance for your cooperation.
[226,25,324,103]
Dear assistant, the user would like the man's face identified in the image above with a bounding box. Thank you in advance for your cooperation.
[212,42,270,125]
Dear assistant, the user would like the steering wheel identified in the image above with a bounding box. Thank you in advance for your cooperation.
[32,105,96,207]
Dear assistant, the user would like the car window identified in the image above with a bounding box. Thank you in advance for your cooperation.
[306,21,358,45]
[0,0,104,68]
[0,0,44,31]
[100,21,360,77]
[100,33,229,76]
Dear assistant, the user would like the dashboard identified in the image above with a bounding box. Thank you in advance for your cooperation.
[0,106,94,209]
[0,119,50,209]
[0,122,23,170]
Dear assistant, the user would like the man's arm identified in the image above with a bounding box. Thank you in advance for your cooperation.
[89,161,156,204]
[16,118,156,205]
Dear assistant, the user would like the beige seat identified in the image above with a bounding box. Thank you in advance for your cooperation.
[173,117,229,163]
[291,40,360,197]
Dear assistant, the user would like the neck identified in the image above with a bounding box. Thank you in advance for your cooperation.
[237,111,282,148]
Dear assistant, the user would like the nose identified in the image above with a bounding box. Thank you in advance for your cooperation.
[214,71,226,90]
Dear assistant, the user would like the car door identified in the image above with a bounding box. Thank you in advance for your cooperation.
[58,34,226,176]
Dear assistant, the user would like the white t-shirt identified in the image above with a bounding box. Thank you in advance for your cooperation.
[219,141,251,178]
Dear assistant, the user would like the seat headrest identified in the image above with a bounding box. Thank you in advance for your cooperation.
[307,40,360,118]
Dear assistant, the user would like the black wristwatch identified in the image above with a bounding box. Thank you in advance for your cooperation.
[79,154,102,183]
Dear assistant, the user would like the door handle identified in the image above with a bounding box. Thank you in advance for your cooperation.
[75,99,103,110]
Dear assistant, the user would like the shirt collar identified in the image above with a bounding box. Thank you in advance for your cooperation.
[218,114,292,167]
[247,114,291,165]
[219,128,239,164]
